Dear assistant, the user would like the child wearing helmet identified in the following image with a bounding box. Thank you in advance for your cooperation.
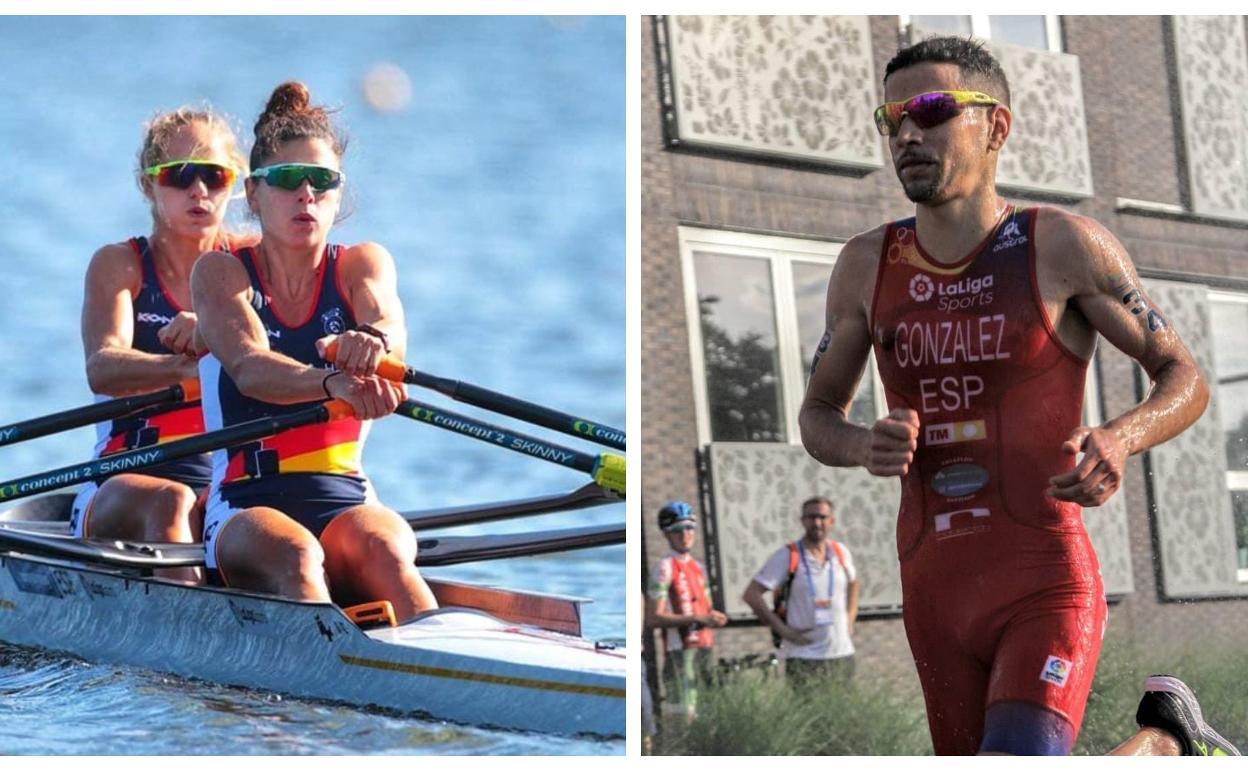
[645,500,727,724]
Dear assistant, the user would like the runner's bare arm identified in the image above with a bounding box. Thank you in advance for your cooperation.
[1043,210,1209,505]
[82,243,199,396]
[799,230,920,475]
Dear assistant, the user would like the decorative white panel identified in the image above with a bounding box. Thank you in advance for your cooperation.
[1144,281,1248,598]
[705,442,901,619]
[1173,16,1248,220]
[909,26,1094,198]
[1083,462,1135,596]
[662,15,884,169]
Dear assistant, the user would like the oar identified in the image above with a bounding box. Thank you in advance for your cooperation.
[394,398,625,496]
[0,521,624,571]
[415,523,624,566]
[402,481,620,530]
[0,380,200,448]
[325,340,625,451]
[0,484,619,534]
[0,400,355,504]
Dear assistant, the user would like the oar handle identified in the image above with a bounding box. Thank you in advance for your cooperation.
[324,339,626,451]
[394,399,626,496]
[0,379,201,449]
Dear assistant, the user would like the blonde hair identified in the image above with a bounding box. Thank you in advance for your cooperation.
[136,105,246,192]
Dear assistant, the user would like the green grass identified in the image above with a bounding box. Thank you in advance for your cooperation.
[655,643,1248,755]
[655,669,932,755]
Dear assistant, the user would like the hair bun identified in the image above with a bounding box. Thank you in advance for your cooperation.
[256,81,311,130]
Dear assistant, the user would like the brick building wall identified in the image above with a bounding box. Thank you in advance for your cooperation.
[642,14,1248,700]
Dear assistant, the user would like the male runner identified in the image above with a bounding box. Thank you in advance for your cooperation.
[798,35,1238,756]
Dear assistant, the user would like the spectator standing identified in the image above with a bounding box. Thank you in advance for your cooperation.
[743,496,860,684]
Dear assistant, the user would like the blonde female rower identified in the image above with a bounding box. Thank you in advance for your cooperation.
[191,82,437,619]
[72,108,254,583]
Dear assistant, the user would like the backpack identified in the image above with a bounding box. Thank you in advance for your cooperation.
[770,540,846,648]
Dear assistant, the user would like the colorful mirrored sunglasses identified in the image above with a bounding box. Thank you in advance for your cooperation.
[144,160,238,190]
[249,163,345,192]
[873,90,1002,136]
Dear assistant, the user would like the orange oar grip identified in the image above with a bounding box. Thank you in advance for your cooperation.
[376,356,406,382]
[179,379,202,401]
[323,339,406,383]
[323,399,358,421]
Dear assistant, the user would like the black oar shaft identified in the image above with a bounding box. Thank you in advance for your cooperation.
[0,383,191,448]
[400,367,625,451]
[0,403,340,504]
[0,521,625,570]
[396,398,598,474]
[414,523,625,567]
[403,482,618,530]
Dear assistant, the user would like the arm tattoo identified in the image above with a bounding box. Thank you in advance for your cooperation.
[809,329,832,378]
[1109,272,1167,333]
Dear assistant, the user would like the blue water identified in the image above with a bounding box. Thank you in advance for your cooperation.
[0,15,624,755]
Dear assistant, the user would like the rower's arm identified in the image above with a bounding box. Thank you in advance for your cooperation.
[82,243,198,396]
[1059,213,1209,455]
[337,242,407,361]
[798,232,880,467]
[191,250,335,405]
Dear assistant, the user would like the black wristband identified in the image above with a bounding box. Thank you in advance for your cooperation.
[356,323,391,353]
[322,370,343,399]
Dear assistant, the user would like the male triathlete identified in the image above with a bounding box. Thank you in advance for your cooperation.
[799,35,1238,756]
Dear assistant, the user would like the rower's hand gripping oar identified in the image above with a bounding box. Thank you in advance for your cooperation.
[394,398,626,496]
[0,380,201,448]
[324,340,625,451]
[0,399,356,504]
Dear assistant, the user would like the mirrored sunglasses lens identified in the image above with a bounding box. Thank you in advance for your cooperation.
[198,165,233,190]
[266,166,341,191]
[307,168,342,191]
[908,93,962,128]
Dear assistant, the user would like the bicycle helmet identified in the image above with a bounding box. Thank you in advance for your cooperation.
[658,500,696,532]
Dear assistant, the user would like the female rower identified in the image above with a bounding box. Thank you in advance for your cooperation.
[71,107,253,583]
[191,81,438,619]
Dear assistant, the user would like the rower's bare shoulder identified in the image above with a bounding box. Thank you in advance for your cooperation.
[339,241,398,283]
[85,241,142,296]
[190,248,250,294]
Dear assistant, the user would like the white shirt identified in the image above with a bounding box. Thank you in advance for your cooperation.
[753,540,857,660]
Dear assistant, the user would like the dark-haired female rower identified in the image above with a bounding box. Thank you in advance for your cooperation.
[191,81,437,618]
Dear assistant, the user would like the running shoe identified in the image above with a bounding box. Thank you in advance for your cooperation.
[1135,675,1241,756]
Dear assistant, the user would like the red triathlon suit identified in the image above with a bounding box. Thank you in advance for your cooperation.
[869,206,1108,754]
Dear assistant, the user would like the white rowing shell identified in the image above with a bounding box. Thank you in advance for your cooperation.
[0,551,625,737]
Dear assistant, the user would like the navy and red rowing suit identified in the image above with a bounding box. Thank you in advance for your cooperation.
[870,207,1107,754]
[199,244,373,583]
[70,236,214,536]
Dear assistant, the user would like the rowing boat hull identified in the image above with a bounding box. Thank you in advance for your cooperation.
[0,551,624,737]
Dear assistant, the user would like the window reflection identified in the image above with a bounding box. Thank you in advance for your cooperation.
[911,15,972,36]
[792,260,876,426]
[693,252,786,442]
[989,15,1049,50]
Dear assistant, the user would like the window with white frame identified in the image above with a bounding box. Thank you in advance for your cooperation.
[678,227,880,446]
[1208,291,1248,580]
[902,15,1063,52]
[680,225,1106,451]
